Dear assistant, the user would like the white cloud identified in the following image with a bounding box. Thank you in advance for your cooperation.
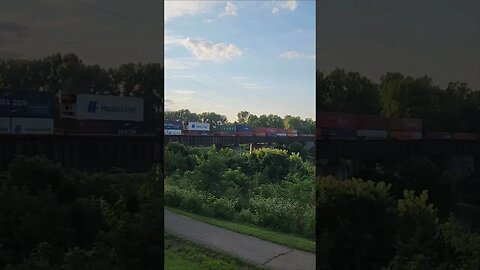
[219,2,238,17]
[280,51,315,60]
[181,38,242,61]
[165,1,217,21]
[271,0,298,14]
[174,90,195,95]
[164,58,200,69]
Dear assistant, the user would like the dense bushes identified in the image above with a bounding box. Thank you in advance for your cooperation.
[0,155,163,269]
[164,142,315,239]
[316,176,480,270]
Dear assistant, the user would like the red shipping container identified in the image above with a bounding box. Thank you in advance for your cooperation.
[357,115,387,130]
[425,132,452,140]
[215,131,235,136]
[276,128,287,133]
[390,131,422,140]
[255,133,267,137]
[287,129,298,134]
[255,127,277,133]
[454,132,476,140]
[389,118,422,132]
[317,112,358,129]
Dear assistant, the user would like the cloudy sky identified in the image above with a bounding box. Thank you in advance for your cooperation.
[165,1,316,122]
[317,0,480,90]
[0,0,163,66]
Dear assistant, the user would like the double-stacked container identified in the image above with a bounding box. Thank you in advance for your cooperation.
[357,114,388,139]
[0,89,55,134]
[389,118,422,140]
[287,129,298,137]
[276,128,287,137]
[164,120,182,135]
[317,112,358,139]
[183,121,210,136]
[235,125,253,136]
[212,124,236,136]
[254,127,277,137]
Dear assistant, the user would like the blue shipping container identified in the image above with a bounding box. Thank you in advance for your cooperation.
[236,125,253,132]
[164,120,182,130]
[0,89,55,118]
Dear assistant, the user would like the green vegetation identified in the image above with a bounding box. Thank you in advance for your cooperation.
[164,234,263,270]
[166,207,315,253]
[0,155,163,269]
[164,142,315,248]
[317,68,480,132]
[164,109,315,134]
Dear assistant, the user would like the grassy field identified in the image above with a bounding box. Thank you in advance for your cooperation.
[165,234,264,270]
[165,207,315,253]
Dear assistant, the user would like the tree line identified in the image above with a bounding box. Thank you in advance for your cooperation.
[0,53,163,129]
[317,69,480,132]
[164,109,316,134]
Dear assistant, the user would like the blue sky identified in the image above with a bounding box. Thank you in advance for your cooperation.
[165,0,315,122]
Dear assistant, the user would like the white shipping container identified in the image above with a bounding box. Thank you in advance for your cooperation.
[11,118,53,134]
[357,129,388,139]
[164,129,182,135]
[184,122,210,131]
[277,133,287,137]
[75,94,144,122]
[0,117,10,134]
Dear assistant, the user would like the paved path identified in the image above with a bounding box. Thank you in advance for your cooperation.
[165,209,316,270]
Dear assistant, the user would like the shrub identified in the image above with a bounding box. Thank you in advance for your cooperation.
[235,209,259,225]
[212,197,236,220]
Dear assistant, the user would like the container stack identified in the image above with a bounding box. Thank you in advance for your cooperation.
[235,125,253,136]
[357,114,388,139]
[287,129,298,137]
[276,128,287,137]
[0,89,55,134]
[164,120,182,135]
[388,118,422,140]
[183,121,210,136]
[212,124,236,136]
[60,94,145,135]
[317,112,358,139]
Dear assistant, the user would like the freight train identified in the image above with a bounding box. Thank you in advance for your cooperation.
[317,111,479,141]
[164,120,314,137]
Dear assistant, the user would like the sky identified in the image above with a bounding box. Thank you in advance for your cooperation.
[0,0,163,67]
[165,1,316,122]
[317,0,480,90]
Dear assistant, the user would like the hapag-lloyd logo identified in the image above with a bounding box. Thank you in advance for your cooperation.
[87,100,136,115]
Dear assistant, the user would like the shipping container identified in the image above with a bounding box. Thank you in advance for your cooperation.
[389,118,422,132]
[11,118,54,134]
[0,117,10,133]
[183,130,210,136]
[164,129,182,135]
[317,112,358,129]
[75,94,144,122]
[236,131,253,136]
[453,132,476,141]
[60,119,144,135]
[184,122,210,131]
[164,120,182,130]
[277,133,287,137]
[287,129,298,134]
[213,125,236,132]
[255,132,267,137]
[0,90,55,118]
[425,132,453,140]
[358,115,387,130]
[236,125,253,132]
[321,128,358,139]
[254,127,277,133]
[287,133,298,137]
[357,129,388,139]
[266,133,277,137]
[214,131,235,136]
[390,131,422,140]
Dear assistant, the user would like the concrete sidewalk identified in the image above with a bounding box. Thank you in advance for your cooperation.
[165,209,316,270]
